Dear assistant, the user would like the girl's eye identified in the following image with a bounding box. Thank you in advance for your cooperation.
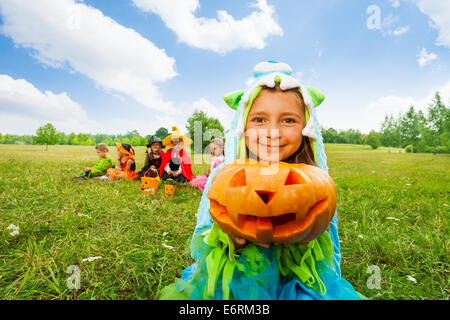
[251,117,265,123]
[283,118,296,124]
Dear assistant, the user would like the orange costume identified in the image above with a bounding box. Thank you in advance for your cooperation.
[107,143,139,180]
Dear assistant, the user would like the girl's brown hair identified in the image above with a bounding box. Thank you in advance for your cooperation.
[283,135,316,166]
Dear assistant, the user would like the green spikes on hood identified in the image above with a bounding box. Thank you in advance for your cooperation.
[306,86,325,107]
[224,90,245,110]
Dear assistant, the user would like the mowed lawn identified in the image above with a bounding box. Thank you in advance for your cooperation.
[0,144,448,300]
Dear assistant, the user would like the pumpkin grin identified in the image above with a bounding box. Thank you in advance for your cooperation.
[208,160,337,244]
[210,197,329,243]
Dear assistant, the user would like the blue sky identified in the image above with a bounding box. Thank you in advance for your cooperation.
[0,0,449,135]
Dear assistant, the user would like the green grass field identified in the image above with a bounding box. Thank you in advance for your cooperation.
[0,144,448,300]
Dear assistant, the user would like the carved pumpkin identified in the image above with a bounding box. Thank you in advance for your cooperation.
[165,184,176,197]
[141,177,160,195]
[207,160,336,244]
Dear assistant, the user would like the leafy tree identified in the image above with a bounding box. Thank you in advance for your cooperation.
[186,110,224,152]
[365,130,381,149]
[154,127,169,140]
[33,123,60,151]
[380,114,400,148]
[322,127,337,143]
[400,106,420,152]
[426,92,449,151]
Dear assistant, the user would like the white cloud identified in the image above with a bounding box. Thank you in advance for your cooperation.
[361,80,450,132]
[192,98,234,130]
[0,0,177,113]
[103,114,183,136]
[417,47,437,67]
[391,25,410,36]
[0,74,99,134]
[390,0,401,8]
[132,0,283,54]
[379,14,409,37]
[416,0,450,48]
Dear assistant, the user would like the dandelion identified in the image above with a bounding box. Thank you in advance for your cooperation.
[82,256,102,262]
[162,243,174,250]
[406,275,417,284]
[7,224,19,237]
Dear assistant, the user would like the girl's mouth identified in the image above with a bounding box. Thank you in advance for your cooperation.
[259,144,284,150]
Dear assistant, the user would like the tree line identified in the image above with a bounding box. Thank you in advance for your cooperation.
[0,110,225,151]
[318,91,449,153]
[1,92,448,154]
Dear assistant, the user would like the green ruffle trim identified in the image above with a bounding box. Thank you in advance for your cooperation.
[204,223,334,299]
[275,231,333,296]
[159,223,334,300]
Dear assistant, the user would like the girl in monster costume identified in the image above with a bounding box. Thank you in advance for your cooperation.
[160,61,363,300]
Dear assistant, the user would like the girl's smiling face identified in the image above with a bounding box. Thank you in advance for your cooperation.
[210,143,223,156]
[150,143,161,154]
[245,87,306,163]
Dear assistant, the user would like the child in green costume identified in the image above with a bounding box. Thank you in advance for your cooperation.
[73,143,116,180]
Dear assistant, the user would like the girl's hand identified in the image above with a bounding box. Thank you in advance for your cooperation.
[229,235,271,249]
[84,167,91,172]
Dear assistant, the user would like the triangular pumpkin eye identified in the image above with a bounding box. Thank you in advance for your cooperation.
[229,168,246,187]
[284,169,304,185]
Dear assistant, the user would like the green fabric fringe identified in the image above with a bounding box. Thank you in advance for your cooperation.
[198,223,334,299]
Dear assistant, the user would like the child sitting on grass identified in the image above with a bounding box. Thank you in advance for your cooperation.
[160,127,196,183]
[106,142,138,180]
[190,138,225,191]
[138,136,164,178]
[73,143,115,180]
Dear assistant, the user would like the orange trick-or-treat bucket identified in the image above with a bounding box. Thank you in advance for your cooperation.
[141,177,160,195]
[164,184,176,197]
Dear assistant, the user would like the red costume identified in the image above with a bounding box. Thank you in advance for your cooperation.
[160,148,195,181]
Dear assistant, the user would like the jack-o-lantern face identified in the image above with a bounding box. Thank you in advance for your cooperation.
[165,184,176,196]
[207,160,336,244]
[141,177,160,194]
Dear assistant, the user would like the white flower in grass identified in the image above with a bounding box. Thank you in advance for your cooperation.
[358,234,364,239]
[77,213,91,218]
[386,217,400,221]
[405,184,411,186]
[7,224,19,236]
[444,204,448,207]
[162,243,174,250]
[406,275,417,284]
[82,256,102,262]
[162,232,168,237]
[352,221,358,224]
